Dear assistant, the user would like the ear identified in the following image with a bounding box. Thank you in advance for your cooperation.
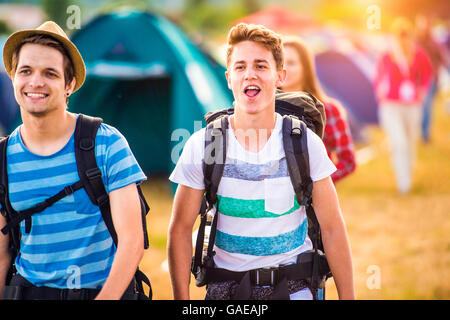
[225,70,231,90]
[65,77,76,96]
[276,68,286,88]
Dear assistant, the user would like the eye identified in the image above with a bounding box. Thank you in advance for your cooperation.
[256,64,267,69]
[235,65,245,70]
[46,71,57,78]
[19,69,31,75]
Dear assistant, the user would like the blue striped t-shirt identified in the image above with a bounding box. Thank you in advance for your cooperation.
[0,120,146,289]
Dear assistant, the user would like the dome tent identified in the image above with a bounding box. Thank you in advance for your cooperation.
[69,10,233,175]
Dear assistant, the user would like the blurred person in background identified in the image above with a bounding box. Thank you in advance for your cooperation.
[415,15,448,143]
[373,17,433,194]
[281,36,356,184]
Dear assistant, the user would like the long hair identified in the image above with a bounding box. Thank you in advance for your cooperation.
[282,36,327,101]
[282,36,347,117]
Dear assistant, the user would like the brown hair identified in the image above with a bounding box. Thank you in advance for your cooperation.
[10,34,75,87]
[282,36,327,101]
[283,36,347,116]
[226,23,284,71]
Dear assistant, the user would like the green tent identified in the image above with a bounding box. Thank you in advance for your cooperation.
[70,10,233,175]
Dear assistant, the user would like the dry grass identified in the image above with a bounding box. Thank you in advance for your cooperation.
[139,92,450,300]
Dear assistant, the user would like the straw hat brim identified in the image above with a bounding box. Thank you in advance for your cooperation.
[3,27,86,92]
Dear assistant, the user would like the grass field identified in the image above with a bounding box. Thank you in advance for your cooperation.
[138,92,450,300]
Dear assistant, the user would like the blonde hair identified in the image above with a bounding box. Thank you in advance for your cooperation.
[226,23,284,71]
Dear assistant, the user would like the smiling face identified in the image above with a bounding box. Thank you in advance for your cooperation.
[226,40,285,115]
[12,43,75,117]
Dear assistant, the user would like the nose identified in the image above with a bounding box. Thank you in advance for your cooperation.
[28,72,45,88]
[244,68,257,80]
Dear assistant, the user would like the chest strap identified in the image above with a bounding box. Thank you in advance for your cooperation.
[1,180,84,235]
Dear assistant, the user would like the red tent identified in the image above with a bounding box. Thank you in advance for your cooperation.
[233,6,321,34]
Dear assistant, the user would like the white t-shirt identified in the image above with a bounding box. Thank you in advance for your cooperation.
[169,113,336,272]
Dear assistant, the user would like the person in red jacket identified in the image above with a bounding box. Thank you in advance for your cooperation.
[281,36,356,183]
[373,17,433,193]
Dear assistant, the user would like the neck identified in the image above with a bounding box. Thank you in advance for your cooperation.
[281,83,302,93]
[230,103,277,152]
[20,108,77,156]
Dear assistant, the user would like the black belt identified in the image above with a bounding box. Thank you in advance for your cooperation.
[206,252,329,286]
[203,250,330,300]
[3,275,140,300]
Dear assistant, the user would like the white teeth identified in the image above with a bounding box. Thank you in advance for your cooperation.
[26,93,46,98]
[246,86,260,90]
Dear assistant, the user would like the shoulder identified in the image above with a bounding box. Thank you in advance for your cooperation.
[184,127,206,152]
[95,123,127,144]
[304,126,327,154]
[5,126,23,155]
[94,122,132,153]
[325,99,347,120]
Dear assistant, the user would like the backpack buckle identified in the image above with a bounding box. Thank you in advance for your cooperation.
[85,168,102,180]
[64,185,75,196]
[253,268,279,287]
[80,138,95,151]
[290,117,302,136]
[96,194,109,207]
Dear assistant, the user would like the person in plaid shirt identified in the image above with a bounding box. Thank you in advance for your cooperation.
[281,36,356,183]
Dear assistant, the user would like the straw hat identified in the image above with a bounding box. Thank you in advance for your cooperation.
[2,21,85,92]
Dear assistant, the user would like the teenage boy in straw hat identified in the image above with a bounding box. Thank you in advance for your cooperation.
[0,21,147,300]
[168,23,354,300]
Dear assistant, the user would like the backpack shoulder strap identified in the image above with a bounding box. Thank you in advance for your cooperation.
[282,115,322,246]
[203,116,228,209]
[0,136,21,284]
[192,116,229,283]
[0,136,14,219]
[282,115,312,206]
[73,114,118,245]
[0,136,9,210]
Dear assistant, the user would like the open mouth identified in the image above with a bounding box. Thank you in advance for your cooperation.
[244,85,261,98]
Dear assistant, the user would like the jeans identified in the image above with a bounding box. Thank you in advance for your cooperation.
[421,79,438,142]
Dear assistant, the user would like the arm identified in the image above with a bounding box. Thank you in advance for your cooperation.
[0,214,11,299]
[325,104,356,183]
[94,183,144,300]
[312,176,355,300]
[167,184,204,300]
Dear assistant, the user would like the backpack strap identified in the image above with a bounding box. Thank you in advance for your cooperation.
[74,114,152,299]
[282,115,330,298]
[203,116,228,209]
[0,136,11,218]
[282,115,313,207]
[73,114,118,245]
[192,116,228,285]
[0,136,20,284]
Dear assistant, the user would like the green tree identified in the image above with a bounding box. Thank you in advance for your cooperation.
[40,0,73,30]
[0,19,12,36]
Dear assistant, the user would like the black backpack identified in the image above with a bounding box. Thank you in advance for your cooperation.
[0,114,152,300]
[191,90,332,300]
